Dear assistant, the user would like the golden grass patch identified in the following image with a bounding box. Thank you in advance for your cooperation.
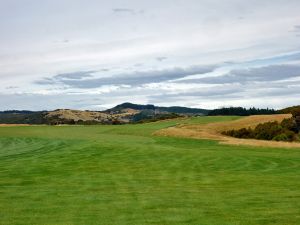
[0,124,31,127]
[155,114,300,148]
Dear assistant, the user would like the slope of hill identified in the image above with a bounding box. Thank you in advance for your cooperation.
[279,105,300,114]
[108,102,209,115]
[2,103,291,125]
[45,109,139,125]
[0,103,207,125]
[155,114,300,148]
[108,102,156,112]
[0,111,46,124]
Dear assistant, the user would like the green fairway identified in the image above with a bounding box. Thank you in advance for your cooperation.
[0,116,300,225]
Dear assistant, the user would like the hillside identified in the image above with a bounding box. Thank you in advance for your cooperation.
[0,111,46,124]
[0,103,207,125]
[279,105,300,114]
[0,103,292,125]
[108,102,209,115]
[155,114,300,148]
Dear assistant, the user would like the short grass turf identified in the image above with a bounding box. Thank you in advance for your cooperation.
[0,116,300,225]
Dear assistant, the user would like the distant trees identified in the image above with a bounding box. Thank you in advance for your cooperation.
[208,107,277,116]
[0,112,47,124]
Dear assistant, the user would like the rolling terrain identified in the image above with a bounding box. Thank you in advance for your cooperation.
[0,116,300,225]
[156,114,300,148]
[0,103,208,125]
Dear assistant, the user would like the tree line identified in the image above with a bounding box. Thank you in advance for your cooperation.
[208,107,277,116]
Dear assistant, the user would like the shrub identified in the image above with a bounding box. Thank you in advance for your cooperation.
[223,119,298,142]
[281,118,298,132]
[253,121,283,140]
[272,130,295,142]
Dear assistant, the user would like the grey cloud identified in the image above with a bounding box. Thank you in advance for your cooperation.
[35,71,95,85]
[0,93,107,111]
[112,8,144,15]
[134,63,143,67]
[53,39,70,44]
[54,71,95,80]
[295,25,300,36]
[149,85,244,103]
[37,65,217,89]
[150,79,300,105]
[177,64,300,85]
[100,68,110,72]
[5,86,18,89]
[35,77,56,85]
[67,65,216,88]
[156,57,168,62]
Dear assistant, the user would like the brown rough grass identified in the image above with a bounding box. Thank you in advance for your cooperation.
[155,114,300,148]
[46,109,140,122]
[0,124,31,127]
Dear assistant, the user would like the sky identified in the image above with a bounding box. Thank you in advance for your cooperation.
[1,0,300,110]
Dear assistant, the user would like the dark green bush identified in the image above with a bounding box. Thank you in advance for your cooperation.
[281,118,298,132]
[272,130,296,142]
[253,121,283,140]
[222,128,253,139]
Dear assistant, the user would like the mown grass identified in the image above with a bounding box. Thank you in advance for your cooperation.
[0,116,300,225]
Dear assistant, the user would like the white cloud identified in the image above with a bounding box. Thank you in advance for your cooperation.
[0,0,300,109]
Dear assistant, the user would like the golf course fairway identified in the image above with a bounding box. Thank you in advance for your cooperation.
[0,116,299,225]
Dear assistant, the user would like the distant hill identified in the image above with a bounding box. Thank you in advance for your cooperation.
[0,110,37,114]
[108,102,209,115]
[0,103,287,125]
[0,111,47,124]
[156,106,208,115]
[0,103,208,125]
[110,102,156,111]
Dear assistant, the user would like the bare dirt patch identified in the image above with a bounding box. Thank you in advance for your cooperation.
[154,114,300,148]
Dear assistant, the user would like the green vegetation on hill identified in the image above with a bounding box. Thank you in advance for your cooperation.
[0,116,300,225]
[131,110,183,123]
[0,111,46,124]
[110,102,209,115]
[110,102,156,111]
[279,105,300,114]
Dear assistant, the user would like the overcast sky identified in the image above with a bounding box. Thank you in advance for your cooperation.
[1,0,300,110]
